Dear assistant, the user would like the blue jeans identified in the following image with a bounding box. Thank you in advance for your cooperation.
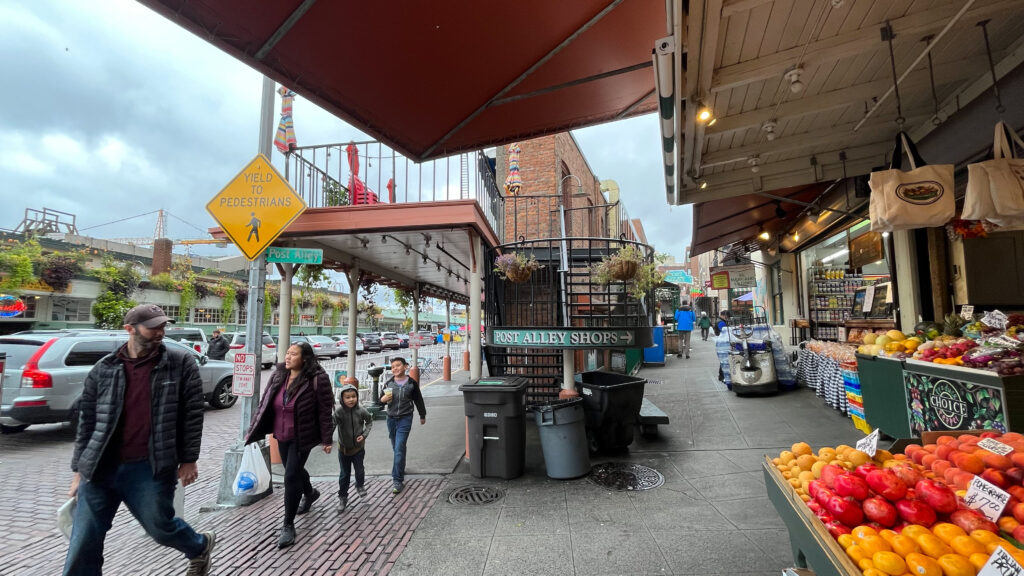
[63,460,206,575]
[387,414,413,483]
[337,448,366,498]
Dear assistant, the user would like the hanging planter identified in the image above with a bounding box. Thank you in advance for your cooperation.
[592,245,644,283]
[493,252,541,283]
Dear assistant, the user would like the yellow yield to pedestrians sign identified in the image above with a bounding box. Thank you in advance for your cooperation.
[206,154,307,260]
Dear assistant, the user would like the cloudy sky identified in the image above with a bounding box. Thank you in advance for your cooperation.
[1,0,692,265]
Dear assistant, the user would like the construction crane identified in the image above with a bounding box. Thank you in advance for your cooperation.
[106,209,230,252]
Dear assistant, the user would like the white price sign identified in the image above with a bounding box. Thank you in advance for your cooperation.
[979,545,1024,576]
[232,353,256,397]
[961,305,975,320]
[978,438,1015,456]
[965,475,1011,522]
[856,429,880,458]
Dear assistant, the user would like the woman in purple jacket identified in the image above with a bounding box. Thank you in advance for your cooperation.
[245,341,334,548]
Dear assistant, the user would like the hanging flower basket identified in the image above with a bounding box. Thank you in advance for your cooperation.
[493,252,542,283]
[606,259,639,281]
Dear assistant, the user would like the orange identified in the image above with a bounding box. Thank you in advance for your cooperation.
[853,526,881,542]
[796,454,818,471]
[967,552,989,571]
[838,534,856,549]
[969,529,1001,545]
[779,450,795,464]
[904,553,943,576]
[788,478,801,489]
[949,535,987,557]
[935,553,976,576]
[999,516,1020,533]
[915,534,952,559]
[931,523,967,544]
[872,551,907,575]
[847,545,869,564]
[901,525,933,541]
[792,441,813,456]
[858,558,876,572]
[849,450,872,467]
[890,534,921,557]
[861,535,893,556]
[862,570,887,576]
[875,449,894,462]
[879,529,899,544]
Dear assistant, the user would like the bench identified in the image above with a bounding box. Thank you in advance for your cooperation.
[637,397,670,438]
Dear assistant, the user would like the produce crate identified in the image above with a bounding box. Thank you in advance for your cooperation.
[763,457,862,576]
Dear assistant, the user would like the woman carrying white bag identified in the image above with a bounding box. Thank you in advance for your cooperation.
[869,131,955,233]
[963,121,1024,227]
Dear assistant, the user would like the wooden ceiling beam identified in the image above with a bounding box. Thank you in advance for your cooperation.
[707,55,990,136]
[722,0,774,18]
[711,0,1022,92]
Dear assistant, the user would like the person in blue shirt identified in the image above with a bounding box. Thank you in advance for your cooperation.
[716,310,731,335]
[673,302,696,359]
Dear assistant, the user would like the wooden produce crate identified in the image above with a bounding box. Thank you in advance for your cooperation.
[763,456,861,576]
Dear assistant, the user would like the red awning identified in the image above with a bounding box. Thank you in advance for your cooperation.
[139,0,664,161]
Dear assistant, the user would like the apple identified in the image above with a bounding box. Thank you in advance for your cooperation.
[826,520,852,538]
[854,463,879,479]
[866,469,909,502]
[895,499,937,526]
[820,465,844,489]
[808,480,826,500]
[816,487,835,507]
[914,479,958,514]
[862,496,898,527]
[826,494,865,527]
[950,509,999,534]
[834,474,870,500]
[890,465,924,487]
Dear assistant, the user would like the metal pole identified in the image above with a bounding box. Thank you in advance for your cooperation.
[469,234,482,380]
[346,267,359,385]
[412,284,420,371]
[277,264,296,362]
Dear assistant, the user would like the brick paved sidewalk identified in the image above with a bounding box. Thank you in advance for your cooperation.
[0,403,443,576]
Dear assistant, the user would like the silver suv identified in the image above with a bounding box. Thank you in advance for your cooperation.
[222,331,277,368]
[164,326,209,355]
[0,332,236,433]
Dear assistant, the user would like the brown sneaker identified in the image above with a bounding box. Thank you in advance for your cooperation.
[185,531,215,576]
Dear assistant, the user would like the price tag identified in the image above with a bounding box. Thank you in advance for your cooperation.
[978,438,1015,456]
[979,545,1024,576]
[856,429,880,458]
[983,310,1009,330]
[965,475,1011,522]
[992,335,1023,349]
[962,305,975,320]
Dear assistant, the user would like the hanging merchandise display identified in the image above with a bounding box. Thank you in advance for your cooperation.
[869,132,954,233]
[964,122,1024,227]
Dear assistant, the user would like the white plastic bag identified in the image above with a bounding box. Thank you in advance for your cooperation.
[173,479,185,519]
[233,442,271,496]
[57,497,76,541]
[869,132,954,232]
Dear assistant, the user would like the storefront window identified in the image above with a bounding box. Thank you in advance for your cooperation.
[52,298,91,322]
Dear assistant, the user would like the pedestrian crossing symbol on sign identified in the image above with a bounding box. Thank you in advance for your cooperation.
[206,154,307,260]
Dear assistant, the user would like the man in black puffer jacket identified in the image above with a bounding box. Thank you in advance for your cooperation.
[63,304,216,576]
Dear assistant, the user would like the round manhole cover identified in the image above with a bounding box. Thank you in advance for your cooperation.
[447,485,505,505]
[588,462,665,491]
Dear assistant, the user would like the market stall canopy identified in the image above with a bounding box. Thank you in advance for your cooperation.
[138,0,665,161]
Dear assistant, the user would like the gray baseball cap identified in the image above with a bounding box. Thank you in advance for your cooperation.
[124,304,175,328]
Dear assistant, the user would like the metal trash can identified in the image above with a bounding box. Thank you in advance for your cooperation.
[575,371,646,453]
[533,397,590,479]
[459,377,527,479]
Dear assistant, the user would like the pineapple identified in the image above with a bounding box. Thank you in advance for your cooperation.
[942,313,967,336]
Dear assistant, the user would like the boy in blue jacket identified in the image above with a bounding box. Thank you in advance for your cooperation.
[673,302,696,359]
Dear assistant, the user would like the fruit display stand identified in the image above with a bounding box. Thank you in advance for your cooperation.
[764,456,863,575]
[856,353,913,439]
[902,359,1024,435]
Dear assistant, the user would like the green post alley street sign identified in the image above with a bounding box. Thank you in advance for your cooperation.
[266,247,323,264]
[490,328,638,349]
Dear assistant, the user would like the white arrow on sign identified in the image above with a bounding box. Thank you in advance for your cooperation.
[618,331,634,345]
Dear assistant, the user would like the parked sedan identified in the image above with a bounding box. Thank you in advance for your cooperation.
[290,335,340,359]
[380,332,401,350]
[357,332,383,353]
[331,335,364,356]
[397,334,409,349]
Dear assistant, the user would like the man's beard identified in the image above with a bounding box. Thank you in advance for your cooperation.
[133,331,161,355]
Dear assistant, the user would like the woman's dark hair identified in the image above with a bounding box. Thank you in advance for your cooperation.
[288,341,319,383]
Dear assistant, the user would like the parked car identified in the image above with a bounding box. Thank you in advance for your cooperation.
[397,334,409,349]
[358,332,383,353]
[289,335,340,359]
[222,331,277,368]
[164,326,209,355]
[331,335,364,355]
[0,332,235,433]
[380,332,401,350]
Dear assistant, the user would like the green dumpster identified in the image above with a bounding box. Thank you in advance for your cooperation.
[856,353,912,439]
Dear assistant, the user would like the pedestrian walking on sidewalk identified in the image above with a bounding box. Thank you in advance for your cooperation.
[333,384,373,511]
[206,329,228,361]
[673,302,696,359]
[244,342,334,549]
[63,304,215,576]
[716,310,731,336]
[698,312,712,341]
[379,357,427,495]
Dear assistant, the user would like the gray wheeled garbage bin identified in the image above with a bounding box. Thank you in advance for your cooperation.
[534,397,591,479]
[575,371,647,453]
[459,377,528,479]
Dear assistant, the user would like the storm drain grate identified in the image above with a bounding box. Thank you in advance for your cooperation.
[447,485,505,505]
[588,462,665,491]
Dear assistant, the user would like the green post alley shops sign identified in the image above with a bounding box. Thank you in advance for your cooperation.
[490,328,647,349]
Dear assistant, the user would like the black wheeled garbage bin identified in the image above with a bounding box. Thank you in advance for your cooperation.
[459,377,528,479]
[575,371,646,453]
[533,397,591,479]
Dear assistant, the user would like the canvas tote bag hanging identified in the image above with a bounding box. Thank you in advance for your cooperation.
[964,122,1024,226]
[869,132,954,233]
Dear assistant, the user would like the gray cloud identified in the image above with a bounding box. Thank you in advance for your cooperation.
[1,0,687,259]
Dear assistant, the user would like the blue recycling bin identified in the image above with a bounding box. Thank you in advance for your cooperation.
[643,326,665,365]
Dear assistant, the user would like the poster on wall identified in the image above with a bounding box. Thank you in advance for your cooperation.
[710,264,756,289]
[849,231,884,270]
[904,372,1007,435]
